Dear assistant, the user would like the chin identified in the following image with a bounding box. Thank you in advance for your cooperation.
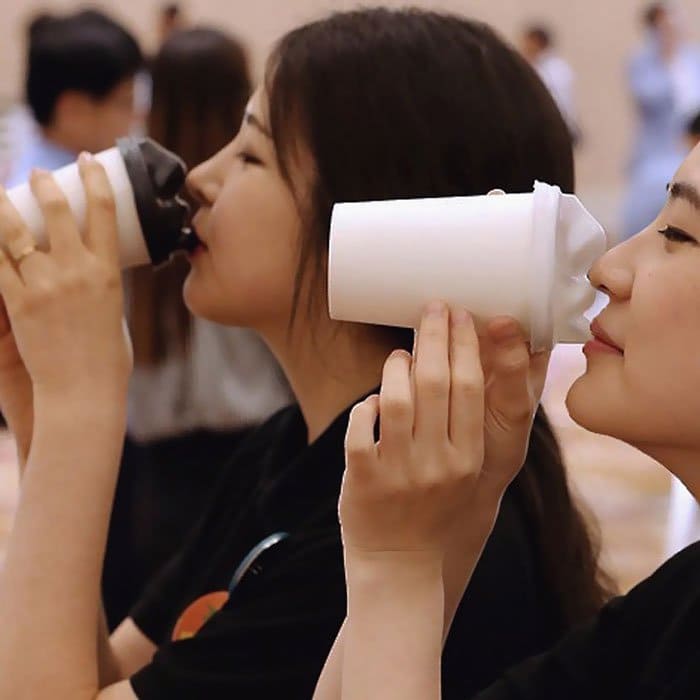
[565,373,620,437]
[183,275,223,323]
[566,373,659,448]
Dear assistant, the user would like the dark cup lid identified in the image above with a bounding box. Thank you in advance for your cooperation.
[117,137,201,265]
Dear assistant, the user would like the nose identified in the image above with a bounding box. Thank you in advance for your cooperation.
[587,237,635,301]
[186,160,215,207]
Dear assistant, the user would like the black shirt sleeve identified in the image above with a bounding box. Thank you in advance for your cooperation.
[130,531,346,700]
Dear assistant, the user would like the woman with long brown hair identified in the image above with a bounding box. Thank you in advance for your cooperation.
[103,27,291,629]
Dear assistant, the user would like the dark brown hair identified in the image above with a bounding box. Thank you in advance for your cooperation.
[128,27,251,366]
[265,7,615,629]
[644,2,667,28]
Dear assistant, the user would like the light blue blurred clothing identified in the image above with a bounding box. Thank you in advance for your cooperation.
[622,37,700,238]
[5,133,75,188]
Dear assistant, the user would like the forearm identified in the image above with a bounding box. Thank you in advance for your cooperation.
[0,389,126,699]
[342,552,444,700]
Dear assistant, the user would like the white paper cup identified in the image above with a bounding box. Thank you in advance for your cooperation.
[5,138,196,269]
[7,147,149,267]
[328,181,607,351]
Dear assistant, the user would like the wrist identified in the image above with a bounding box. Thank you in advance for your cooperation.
[32,385,127,432]
[345,548,444,585]
[33,377,127,408]
[345,550,444,620]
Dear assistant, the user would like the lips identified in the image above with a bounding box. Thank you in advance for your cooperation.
[589,318,623,354]
[190,213,209,253]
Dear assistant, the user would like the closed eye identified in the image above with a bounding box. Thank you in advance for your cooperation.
[658,225,698,245]
[237,152,262,166]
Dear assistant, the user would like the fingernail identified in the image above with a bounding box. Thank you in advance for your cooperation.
[425,300,446,317]
[78,152,94,164]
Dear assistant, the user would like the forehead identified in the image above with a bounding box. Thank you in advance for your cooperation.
[673,144,700,185]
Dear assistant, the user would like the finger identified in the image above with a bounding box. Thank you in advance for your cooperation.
[0,185,38,264]
[345,395,380,473]
[29,169,81,259]
[486,318,533,426]
[79,154,119,264]
[448,309,484,450]
[0,249,25,311]
[413,301,450,442]
[379,350,414,457]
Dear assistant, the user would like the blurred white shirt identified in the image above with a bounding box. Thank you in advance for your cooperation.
[533,50,579,139]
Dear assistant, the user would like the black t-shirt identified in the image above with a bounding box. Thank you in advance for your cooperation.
[474,541,700,699]
[130,401,563,699]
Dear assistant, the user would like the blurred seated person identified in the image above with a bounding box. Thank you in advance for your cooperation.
[6,10,143,187]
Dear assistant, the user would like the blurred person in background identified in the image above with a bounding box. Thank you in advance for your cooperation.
[6,10,143,187]
[158,3,187,46]
[521,23,580,146]
[685,109,700,149]
[102,27,292,630]
[622,1,700,238]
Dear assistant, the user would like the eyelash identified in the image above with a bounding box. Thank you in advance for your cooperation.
[237,152,262,166]
[658,225,698,245]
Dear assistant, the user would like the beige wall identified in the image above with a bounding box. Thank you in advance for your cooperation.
[2,0,700,233]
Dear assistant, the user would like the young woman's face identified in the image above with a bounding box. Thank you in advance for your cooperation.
[183,87,305,330]
[567,144,700,451]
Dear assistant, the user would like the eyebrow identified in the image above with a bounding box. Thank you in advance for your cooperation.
[667,181,700,211]
[244,111,271,138]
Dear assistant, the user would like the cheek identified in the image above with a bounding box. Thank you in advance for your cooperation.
[570,267,700,446]
[628,269,700,389]
[210,184,299,285]
[189,177,303,324]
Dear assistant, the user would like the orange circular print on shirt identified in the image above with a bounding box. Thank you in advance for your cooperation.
[171,591,229,641]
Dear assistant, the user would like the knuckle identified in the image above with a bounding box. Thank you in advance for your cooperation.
[23,284,53,312]
[504,403,534,423]
[61,268,89,292]
[382,395,412,421]
[92,190,116,214]
[498,351,529,375]
[412,471,445,492]
[1,218,24,244]
[41,193,68,214]
[452,369,484,395]
[417,367,449,396]
[103,270,121,290]
[91,260,120,290]
[345,440,374,464]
